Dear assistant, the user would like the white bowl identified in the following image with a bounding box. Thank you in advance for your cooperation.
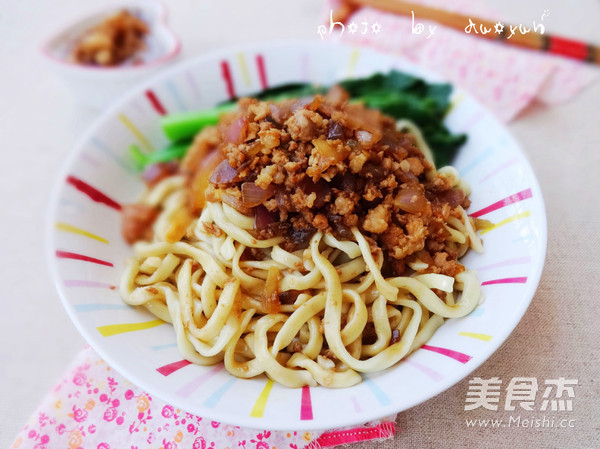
[46,41,547,431]
[41,0,180,110]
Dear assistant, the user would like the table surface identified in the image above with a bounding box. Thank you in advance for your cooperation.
[1,1,599,447]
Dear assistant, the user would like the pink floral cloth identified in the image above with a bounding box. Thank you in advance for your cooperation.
[325,0,598,122]
[10,347,396,449]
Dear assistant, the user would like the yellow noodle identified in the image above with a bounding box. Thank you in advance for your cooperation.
[121,162,482,387]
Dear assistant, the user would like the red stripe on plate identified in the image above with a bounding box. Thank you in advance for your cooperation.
[56,250,113,267]
[471,188,532,218]
[221,60,235,99]
[66,176,121,211]
[145,89,167,115]
[300,386,313,420]
[156,360,192,376]
[481,277,528,286]
[421,345,472,364]
[256,54,268,89]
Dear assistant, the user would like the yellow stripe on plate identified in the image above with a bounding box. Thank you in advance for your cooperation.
[479,210,531,235]
[250,379,274,418]
[447,93,465,115]
[346,48,361,78]
[237,52,251,87]
[118,114,154,151]
[459,332,492,341]
[56,222,109,244]
[97,319,165,337]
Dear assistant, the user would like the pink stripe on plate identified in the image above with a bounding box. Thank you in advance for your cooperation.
[459,109,485,132]
[220,60,235,99]
[56,250,113,267]
[186,71,201,100]
[481,277,528,286]
[156,360,192,376]
[300,52,310,81]
[300,386,313,420]
[256,54,268,89]
[421,345,472,364]
[80,151,100,166]
[478,157,518,183]
[64,280,116,289]
[474,256,531,272]
[66,175,122,211]
[471,188,532,218]
[145,89,167,115]
[404,359,445,382]
[175,364,224,397]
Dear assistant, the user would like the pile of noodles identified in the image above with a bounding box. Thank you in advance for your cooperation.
[120,121,483,388]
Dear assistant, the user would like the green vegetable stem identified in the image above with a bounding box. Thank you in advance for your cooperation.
[129,142,190,170]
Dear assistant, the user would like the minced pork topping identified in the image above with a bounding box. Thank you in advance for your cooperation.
[174,86,472,277]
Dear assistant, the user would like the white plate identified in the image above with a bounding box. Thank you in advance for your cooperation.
[46,41,547,431]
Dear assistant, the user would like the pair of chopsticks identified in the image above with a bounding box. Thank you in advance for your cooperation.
[333,0,600,65]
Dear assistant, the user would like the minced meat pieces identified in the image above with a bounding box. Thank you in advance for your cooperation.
[176,88,471,277]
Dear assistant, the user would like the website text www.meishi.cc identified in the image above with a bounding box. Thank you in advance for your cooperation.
[465,415,576,429]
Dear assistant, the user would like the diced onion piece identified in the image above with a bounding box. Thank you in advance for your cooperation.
[220,193,251,215]
[356,130,375,149]
[262,266,281,313]
[254,204,276,231]
[142,161,179,187]
[190,150,224,211]
[291,97,314,113]
[307,96,322,111]
[335,104,383,142]
[245,141,265,158]
[268,103,288,124]
[474,217,494,231]
[325,85,349,106]
[225,116,247,144]
[395,185,429,214]
[435,188,465,208]
[209,159,239,185]
[360,162,386,179]
[241,182,275,208]
[327,121,346,140]
[311,138,349,163]
[299,179,331,208]
[356,130,373,144]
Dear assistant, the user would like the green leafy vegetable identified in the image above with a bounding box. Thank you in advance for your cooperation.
[338,72,463,167]
[129,142,190,170]
[253,83,327,101]
[161,103,235,142]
